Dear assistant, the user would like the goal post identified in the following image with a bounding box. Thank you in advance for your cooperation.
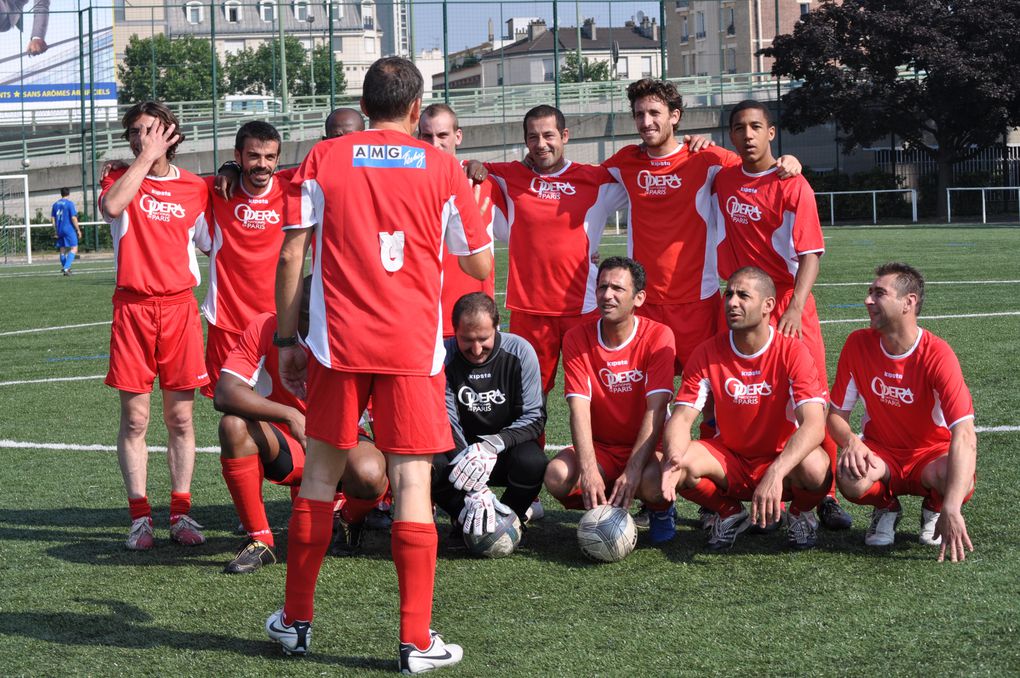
[0,174,31,264]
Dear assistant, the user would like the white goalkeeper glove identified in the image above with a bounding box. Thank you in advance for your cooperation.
[449,437,501,492]
[459,487,512,536]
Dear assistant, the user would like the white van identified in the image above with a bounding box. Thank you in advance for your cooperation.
[223,95,282,115]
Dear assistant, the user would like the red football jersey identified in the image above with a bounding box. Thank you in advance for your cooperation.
[201,167,296,333]
[676,328,827,461]
[100,165,210,296]
[714,167,824,287]
[486,160,625,316]
[286,129,490,376]
[603,144,740,304]
[220,312,306,414]
[563,317,676,450]
[440,167,499,337]
[830,328,974,457]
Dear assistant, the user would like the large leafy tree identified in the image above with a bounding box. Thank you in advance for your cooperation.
[224,36,346,97]
[762,0,1020,215]
[118,34,225,104]
[559,53,613,83]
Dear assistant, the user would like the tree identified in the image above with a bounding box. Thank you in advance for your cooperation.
[762,0,1020,216]
[224,36,346,98]
[117,34,225,104]
[559,53,613,83]
[307,42,348,97]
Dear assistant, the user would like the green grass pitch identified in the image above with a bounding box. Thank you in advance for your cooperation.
[0,224,1018,676]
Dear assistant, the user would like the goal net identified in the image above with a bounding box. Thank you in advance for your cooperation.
[0,175,31,264]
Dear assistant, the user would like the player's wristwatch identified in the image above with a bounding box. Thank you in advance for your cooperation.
[272,332,299,348]
[217,160,242,175]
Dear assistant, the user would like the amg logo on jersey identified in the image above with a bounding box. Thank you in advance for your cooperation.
[529,177,576,200]
[725,377,772,404]
[726,196,762,223]
[599,367,644,393]
[458,385,506,412]
[636,170,681,195]
[352,144,427,169]
[234,204,280,230]
[871,377,914,406]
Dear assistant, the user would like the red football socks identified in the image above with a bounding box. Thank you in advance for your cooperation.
[341,483,389,525]
[790,486,828,515]
[680,477,743,517]
[855,480,899,510]
[283,497,333,624]
[822,433,839,497]
[391,521,437,650]
[221,456,273,547]
[169,491,192,521]
[128,495,151,521]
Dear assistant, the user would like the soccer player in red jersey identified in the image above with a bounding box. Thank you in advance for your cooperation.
[266,57,492,673]
[417,103,498,338]
[483,105,626,396]
[214,277,388,574]
[829,263,977,561]
[544,257,675,532]
[200,121,297,399]
[648,267,831,551]
[99,101,211,551]
[713,99,852,531]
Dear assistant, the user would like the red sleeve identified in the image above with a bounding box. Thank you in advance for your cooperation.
[601,146,628,170]
[788,176,824,256]
[706,146,741,169]
[644,324,676,397]
[829,332,861,412]
[221,313,274,385]
[928,338,975,428]
[786,337,827,407]
[675,342,711,409]
[276,166,299,182]
[562,326,592,399]
[443,155,490,256]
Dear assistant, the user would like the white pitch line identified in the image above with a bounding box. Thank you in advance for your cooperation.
[820,311,1020,325]
[0,267,115,280]
[0,374,105,387]
[0,320,111,337]
[816,280,1020,287]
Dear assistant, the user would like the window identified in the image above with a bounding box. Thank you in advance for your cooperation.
[641,56,652,77]
[800,2,811,17]
[185,1,203,24]
[114,0,126,21]
[365,37,375,53]
[695,12,706,39]
[223,40,246,55]
[543,58,554,81]
[675,0,689,8]
[224,0,242,23]
[681,54,688,76]
[726,48,736,73]
[329,2,344,20]
[726,8,735,35]
[260,0,276,22]
[681,16,689,42]
[294,0,310,22]
[364,12,374,30]
[616,56,628,79]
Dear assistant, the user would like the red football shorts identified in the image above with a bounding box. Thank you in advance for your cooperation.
[267,421,305,486]
[201,323,243,399]
[699,438,791,502]
[772,289,828,389]
[509,309,598,394]
[637,294,722,373]
[560,442,631,505]
[106,289,209,393]
[867,440,966,499]
[305,359,453,454]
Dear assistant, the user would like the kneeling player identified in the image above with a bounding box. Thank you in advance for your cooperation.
[431,293,548,543]
[544,257,675,534]
[648,267,831,550]
[829,263,976,562]
[214,279,388,573]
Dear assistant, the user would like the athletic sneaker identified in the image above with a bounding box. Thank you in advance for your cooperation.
[632,504,650,530]
[125,516,155,551]
[223,539,276,574]
[648,505,677,544]
[330,512,365,557]
[864,506,902,546]
[698,506,718,533]
[919,507,942,546]
[786,510,819,550]
[169,514,206,546]
[708,508,750,551]
[817,496,853,530]
[748,501,785,534]
[265,609,311,656]
[399,630,463,674]
[525,500,545,523]
[62,269,71,276]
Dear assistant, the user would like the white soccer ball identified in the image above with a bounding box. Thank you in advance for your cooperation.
[464,511,522,558]
[577,505,637,563]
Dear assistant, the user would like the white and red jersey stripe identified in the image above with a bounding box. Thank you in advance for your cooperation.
[603,144,740,304]
[220,312,306,413]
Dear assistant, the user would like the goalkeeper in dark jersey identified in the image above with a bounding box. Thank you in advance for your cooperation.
[432,293,548,540]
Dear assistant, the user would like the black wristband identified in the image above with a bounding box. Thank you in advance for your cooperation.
[272,332,299,348]
[217,160,241,175]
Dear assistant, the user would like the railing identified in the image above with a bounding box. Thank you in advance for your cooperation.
[946,187,1020,224]
[815,189,918,225]
[1,220,107,264]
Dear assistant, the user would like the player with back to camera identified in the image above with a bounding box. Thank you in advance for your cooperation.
[544,257,676,527]
[266,57,492,674]
[51,187,81,275]
[713,99,850,533]
[431,292,547,544]
[829,263,977,561]
[99,101,212,551]
[214,276,388,573]
[646,267,831,551]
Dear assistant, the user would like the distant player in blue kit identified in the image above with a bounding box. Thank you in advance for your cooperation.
[51,187,81,275]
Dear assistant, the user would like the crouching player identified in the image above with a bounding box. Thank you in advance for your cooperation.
[214,278,388,573]
[544,257,676,532]
[829,263,976,561]
[431,292,547,542]
[648,267,831,550]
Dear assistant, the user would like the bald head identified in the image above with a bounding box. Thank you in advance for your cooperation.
[324,108,365,139]
[729,266,776,299]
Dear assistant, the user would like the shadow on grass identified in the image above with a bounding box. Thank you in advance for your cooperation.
[0,599,392,670]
